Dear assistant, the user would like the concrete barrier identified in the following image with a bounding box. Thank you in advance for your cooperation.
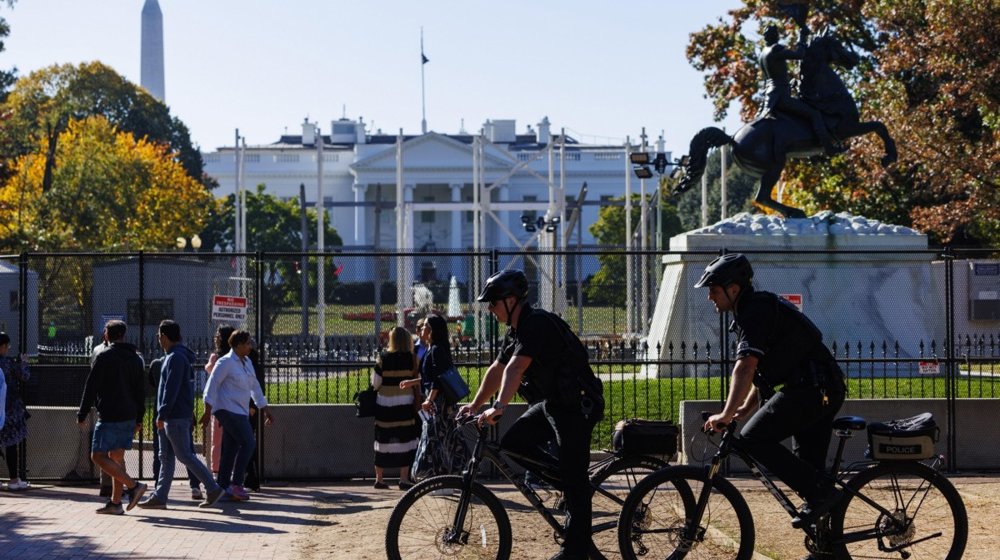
[27,399,998,481]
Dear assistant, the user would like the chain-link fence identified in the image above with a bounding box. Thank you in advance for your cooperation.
[6,247,1000,480]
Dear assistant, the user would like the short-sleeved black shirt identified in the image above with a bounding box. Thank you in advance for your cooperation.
[731,287,832,388]
[497,304,592,403]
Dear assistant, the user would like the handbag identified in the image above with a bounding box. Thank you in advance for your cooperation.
[438,366,470,405]
[353,385,377,418]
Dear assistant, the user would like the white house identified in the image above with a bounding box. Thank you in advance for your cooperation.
[202,117,666,301]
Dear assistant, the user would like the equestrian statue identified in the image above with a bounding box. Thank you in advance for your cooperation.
[673,6,897,219]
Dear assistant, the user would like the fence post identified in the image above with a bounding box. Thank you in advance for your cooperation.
[255,251,266,484]
[944,247,957,472]
[18,252,27,481]
[138,251,145,477]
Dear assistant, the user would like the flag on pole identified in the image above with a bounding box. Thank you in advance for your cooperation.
[421,52,429,64]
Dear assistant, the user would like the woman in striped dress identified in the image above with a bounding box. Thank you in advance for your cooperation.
[371,326,421,489]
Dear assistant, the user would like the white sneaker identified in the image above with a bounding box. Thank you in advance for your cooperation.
[7,480,29,491]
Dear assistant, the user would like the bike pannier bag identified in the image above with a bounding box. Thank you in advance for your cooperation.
[438,366,470,405]
[613,418,678,458]
[353,386,377,418]
[866,412,939,460]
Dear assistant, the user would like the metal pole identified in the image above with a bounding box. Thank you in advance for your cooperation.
[624,138,633,336]
[396,130,405,327]
[316,128,326,352]
[639,128,649,332]
[373,184,383,340]
[299,184,308,336]
[701,171,708,228]
[234,129,241,252]
[720,144,728,220]
[420,27,428,134]
[558,129,567,315]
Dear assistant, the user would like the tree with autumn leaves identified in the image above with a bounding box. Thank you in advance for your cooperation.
[687,0,1000,246]
[0,59,214,335]
[0,115,211,251]
[0,62,210,252]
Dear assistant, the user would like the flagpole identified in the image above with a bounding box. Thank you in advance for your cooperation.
[420,27,427,134]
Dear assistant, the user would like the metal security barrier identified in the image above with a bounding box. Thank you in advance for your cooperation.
[6,247,1000,480]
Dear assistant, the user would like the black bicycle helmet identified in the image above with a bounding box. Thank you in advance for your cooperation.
[477,269,529,302]
[694,253,753,288]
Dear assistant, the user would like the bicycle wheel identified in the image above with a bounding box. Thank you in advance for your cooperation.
[830,461,967,560]
[385,475,513,560]
[618,465,755,560]
[590,455,671,560]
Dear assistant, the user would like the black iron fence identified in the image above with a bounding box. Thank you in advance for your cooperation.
[6,247,1000,481]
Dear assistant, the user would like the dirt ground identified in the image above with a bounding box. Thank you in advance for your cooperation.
[292,474,998,560]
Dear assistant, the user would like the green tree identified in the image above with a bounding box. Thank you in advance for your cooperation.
[0,61,203,187]
[686,1,1000,246]
[674,148,757,231]
[586,195,683,306]
[199,184,343,336]
[0,115,213,333]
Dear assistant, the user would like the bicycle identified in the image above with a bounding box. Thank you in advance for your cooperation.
[617,413,968,559]
[385,414,677,560]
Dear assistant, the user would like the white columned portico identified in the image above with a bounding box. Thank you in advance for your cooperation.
[353,183,367,246]
[449,184,463,250]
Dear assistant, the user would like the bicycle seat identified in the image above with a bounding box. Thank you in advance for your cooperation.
[832,416,866,431]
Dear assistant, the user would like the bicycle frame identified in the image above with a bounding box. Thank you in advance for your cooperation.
[698,419,923,543]
[447,420,568,544]
[446,418,650,546]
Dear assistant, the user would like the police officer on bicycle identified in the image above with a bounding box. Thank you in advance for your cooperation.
[459,269,604,560]
[698,254,847,547]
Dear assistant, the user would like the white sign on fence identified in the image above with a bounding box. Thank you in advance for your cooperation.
[212,295,247,322]
[918,361,941,375]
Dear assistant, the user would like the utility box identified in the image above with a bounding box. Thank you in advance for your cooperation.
[968,261,1000,321]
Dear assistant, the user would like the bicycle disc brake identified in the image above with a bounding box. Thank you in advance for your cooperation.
[436,526,470,554]
[877,509,916,552]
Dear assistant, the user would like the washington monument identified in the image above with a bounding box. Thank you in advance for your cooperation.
[140,0,165,101]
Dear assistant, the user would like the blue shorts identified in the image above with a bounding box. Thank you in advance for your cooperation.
[92,420,136,453]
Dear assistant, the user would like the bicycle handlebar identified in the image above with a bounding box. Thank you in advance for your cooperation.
[701,410,739,433]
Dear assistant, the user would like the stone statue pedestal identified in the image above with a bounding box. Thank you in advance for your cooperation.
[645,212,941,376]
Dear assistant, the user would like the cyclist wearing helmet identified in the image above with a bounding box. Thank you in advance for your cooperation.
[459,269,604,560]
[698,253,846,538]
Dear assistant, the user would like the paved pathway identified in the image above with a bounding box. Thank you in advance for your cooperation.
[0,481,353,560]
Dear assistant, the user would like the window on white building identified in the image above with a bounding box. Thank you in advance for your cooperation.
[421,196,435,223]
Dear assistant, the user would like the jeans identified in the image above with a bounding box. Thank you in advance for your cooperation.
[501,399,602,556]
[214,409,255,488]
[153,417,220,502]
[152,424,200,490]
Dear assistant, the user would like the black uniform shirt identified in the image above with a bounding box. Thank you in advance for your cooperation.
[731,287,831,388]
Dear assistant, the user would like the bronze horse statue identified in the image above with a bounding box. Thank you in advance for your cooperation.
[674,33,897,218]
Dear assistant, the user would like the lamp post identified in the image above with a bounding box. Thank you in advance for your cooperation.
[520,214,561,311]
[627,149,688,332]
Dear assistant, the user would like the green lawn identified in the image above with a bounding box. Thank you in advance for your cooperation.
[260,370,1000,447]
[269,304,632,338]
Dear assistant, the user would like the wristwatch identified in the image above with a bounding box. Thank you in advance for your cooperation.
[493,402,507,412]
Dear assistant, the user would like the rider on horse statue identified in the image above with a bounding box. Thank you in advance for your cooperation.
[670,1,897,219]
[759,22,839,156]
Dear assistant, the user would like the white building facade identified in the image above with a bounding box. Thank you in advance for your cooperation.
[202,117,665,290]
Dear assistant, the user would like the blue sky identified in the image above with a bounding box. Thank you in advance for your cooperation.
[3,0,746,156]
